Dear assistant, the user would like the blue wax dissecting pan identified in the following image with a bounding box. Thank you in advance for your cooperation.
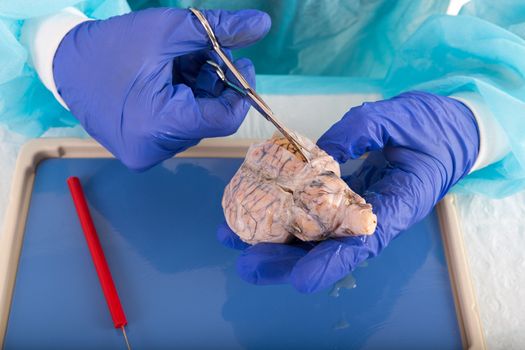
[5,157,462,349]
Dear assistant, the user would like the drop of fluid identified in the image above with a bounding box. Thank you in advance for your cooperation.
[329,273,357,297]
[333,318,350,330]
[358,260,368,268]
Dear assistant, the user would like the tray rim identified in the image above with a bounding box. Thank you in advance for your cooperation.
[0,138,485,349]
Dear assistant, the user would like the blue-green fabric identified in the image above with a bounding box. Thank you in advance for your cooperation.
[131,0,449,77]
[0,0,447,136]
[2,0,525,196]
[383,14,525,197]
[460,0,525,39]
[0,1,130,136]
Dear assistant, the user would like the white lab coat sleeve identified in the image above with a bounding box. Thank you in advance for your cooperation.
[20,7,92,110]
[451,92,511,173]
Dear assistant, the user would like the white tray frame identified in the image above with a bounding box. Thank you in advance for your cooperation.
[0,138,485,349]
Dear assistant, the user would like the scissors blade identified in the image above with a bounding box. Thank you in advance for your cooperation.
[190,7,311,163]
[244,90,310,162]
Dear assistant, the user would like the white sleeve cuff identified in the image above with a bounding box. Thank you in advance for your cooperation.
[451,92,511,173]
[20,7,92,110]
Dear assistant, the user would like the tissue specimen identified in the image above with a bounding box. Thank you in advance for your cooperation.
[222,133,377,244]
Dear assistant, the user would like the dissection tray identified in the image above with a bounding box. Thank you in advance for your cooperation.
[0,138,485,349]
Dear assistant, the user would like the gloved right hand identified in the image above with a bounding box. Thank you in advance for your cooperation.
[53,8,270,170]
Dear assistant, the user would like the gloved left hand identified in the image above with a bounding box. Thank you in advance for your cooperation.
[217,91,480,293]
[53,8,270,170]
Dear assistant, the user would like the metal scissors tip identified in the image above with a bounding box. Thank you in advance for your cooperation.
[190,7,311,163]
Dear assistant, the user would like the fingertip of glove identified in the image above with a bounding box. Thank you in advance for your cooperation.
[236,247,266,285]
[234,57,254,71]
[232,9,271,36]
[256,10,272,36]
[236,258,258,285]
[290,240,357,294]
[203,9,271,48]
[118,153,155,172]
[289,259,327,294]
[316,138,349,164]
[236,243,307,285]
[216,221,250,250]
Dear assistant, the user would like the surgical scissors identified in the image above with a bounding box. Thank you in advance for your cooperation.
[189,7,311,163]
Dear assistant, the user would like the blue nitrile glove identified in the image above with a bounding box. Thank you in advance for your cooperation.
[217,91,480,293]
[53,8,270,170]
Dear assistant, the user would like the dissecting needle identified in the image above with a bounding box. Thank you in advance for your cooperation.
[67,176,131,350]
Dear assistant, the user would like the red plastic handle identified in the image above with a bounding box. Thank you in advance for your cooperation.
[67,176,127,328]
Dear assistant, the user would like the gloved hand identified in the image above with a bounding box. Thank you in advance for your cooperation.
[53,8,270,170]
[217,91,480,293]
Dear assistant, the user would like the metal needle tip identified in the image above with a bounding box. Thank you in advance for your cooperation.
[121,326,131,350]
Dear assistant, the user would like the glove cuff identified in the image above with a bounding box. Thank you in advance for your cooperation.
[451,92,511,173]
[21,7,92,110]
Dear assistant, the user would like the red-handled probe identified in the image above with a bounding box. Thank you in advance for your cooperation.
[67,176,131,350]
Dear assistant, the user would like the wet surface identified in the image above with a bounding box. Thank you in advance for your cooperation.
[5,158,461,349]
